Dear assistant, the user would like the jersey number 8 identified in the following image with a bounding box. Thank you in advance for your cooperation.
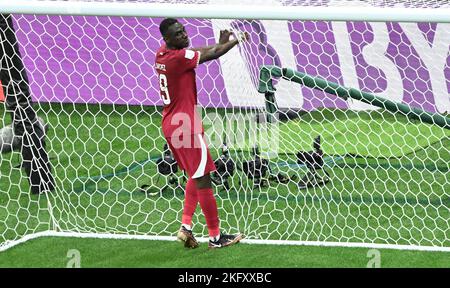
[159,74,171,105]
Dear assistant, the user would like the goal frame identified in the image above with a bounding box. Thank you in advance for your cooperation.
[1,0,449,253]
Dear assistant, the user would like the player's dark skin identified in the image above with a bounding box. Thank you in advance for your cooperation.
[163,22,248,189]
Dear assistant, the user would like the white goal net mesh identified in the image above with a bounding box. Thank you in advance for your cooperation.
[0,0,449,251]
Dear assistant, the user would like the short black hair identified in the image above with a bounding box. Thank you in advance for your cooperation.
[159,18,178,37]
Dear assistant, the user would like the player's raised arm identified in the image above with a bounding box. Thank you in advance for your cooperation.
[194,30,249,64]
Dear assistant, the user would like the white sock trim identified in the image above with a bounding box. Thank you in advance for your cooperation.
[182,224,192,231]
[209,234,220,242]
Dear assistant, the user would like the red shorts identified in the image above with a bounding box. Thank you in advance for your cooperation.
[165,133,216,179]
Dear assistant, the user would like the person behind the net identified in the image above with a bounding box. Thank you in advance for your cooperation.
[0,14,55,195]
[155,18,248,249]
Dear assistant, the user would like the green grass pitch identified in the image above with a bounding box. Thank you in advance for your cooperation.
[0,103,449,267]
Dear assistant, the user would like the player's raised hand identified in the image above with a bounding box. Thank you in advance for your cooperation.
[239,31,250,43]
[219,29,233,44]
[232,30,250,43]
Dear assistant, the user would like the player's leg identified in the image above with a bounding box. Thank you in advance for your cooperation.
[181,177,198,228]
[191,134,243,249]
[165,137,199,248]
[169,133,243,249]
[177,177,199,249]
[194,173,243,249]
[193,173,220,239]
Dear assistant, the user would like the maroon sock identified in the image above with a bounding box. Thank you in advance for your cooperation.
[197,187,220,237]
[181,178,198,227]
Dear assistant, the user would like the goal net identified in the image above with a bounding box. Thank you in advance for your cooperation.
[1,0,449,252]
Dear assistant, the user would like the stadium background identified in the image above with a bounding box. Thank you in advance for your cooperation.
[11,15,449,113]
[1,1,449,268]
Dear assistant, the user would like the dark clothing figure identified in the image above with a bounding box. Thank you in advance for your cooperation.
[0,14,55,194]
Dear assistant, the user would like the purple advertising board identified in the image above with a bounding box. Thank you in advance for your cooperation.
[12,15,450,113]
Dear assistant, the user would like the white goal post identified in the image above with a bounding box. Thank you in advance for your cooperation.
[1,0,449,253]
[1,0,450,23]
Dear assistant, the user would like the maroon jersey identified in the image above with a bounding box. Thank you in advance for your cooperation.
[155,45,202,139]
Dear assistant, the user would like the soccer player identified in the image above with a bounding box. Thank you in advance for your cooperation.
[155,18,247,249]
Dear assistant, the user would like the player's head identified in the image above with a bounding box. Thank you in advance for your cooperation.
[159,18,189,49]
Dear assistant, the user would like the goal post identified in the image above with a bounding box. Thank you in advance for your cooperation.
[1,0,450,23]
[1,0,450,253]
[259,65,450,129]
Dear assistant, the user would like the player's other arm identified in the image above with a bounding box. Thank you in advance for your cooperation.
[194,30,248,64]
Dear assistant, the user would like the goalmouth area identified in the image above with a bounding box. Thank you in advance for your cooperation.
[0,0,449,267]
